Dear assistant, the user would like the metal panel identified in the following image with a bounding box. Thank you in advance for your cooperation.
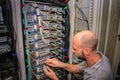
[104,0,120,65]
[11,0,26,80]
[68,0,75,80]
[112,18,120,79]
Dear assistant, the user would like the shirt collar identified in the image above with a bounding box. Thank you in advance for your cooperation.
[84,51,104,74]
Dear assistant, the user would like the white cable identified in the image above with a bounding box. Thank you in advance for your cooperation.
[32,3,48,43]
[39,28,47,43]
[31,3,48,15]
[39,17,47,25]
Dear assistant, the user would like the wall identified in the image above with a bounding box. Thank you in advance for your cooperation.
[104,0,120,65]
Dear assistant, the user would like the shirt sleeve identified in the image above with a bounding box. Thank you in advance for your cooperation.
[78,61,86,71]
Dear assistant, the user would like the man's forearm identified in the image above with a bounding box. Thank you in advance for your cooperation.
[52,77,59,80]
[60,63,80,73]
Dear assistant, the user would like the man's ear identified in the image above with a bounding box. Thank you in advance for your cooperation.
[83,48,91,56]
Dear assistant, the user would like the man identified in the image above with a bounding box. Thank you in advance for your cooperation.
[44,30,113,80]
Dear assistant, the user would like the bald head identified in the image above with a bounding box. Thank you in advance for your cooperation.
[73,30,98,50]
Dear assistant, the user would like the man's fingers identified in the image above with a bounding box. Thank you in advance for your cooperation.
[45,60,53,64]
[46,66,52,72]
[44,66,52,72]
[45,62,54,66]
[45,58,60,67]
[45,60,55,66]
[43,66,47,73]
[45,58,58,63]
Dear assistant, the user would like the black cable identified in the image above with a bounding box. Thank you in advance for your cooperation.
[64,5,70,48]
[76,17,89,30]
[62,4,70,63]
[75,4,89,30]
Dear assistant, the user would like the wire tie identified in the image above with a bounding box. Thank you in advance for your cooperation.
[38,26,42,28]
[25,27,28,30]
[35,7,39,9]
[21,4,25,8]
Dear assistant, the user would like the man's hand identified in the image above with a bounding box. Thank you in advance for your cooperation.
[44,66,59,80]
[45,58,80,73]
[45,58,64,68]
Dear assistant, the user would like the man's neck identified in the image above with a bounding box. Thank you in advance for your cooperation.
[86,51,102,67]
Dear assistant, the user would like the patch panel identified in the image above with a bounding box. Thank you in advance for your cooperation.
[40,15,50,21]
[0,25,6,28]
[0,36,8,43]
[42,25,49,30]
[27,11,36,15]
[0,28,7,33]
[32,67,44,74]
[27,16,35,22]
[40,14,63,22]
[30,52,50,60]
[49,7,63,15]
[0,43,11,54]
[0,43,10,49]
[28,33,49,40]
[27,21,37,26]
[38,5,49,11]
[22,1,69,80]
